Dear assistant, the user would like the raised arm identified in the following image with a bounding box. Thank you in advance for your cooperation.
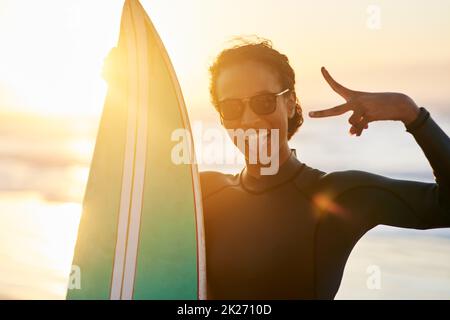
[311,68,450,229]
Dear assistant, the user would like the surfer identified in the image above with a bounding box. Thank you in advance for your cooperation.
[201,39,450,299]
[102,38,450,299]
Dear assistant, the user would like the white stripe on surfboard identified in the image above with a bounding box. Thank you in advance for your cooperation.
[139,1,207,299]
[120,0,149,300]
[110,0,140,300]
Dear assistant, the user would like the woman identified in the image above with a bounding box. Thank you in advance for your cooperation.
[201,39,450,299]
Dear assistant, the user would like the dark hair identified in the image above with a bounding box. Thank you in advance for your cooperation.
[209,37,303,140]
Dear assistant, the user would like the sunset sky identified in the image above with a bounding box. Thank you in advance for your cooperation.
[0,0,450,120]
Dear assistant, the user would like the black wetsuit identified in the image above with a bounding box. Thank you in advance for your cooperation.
[200,107,450,299]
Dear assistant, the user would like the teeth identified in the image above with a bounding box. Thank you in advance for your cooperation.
[245,130,269,141]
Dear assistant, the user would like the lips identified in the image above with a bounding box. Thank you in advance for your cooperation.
[244,130,270,143]
[243,129,272,161]
[228,128,274,161]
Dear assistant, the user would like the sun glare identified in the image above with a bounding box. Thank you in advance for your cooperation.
[0,0,123,117]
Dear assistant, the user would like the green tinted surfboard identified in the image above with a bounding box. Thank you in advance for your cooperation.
[67,0,206,299]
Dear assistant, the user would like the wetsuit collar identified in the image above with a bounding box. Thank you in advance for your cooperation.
[240,149,305,194]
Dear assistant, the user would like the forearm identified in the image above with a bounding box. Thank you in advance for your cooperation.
[319,107,450,229]
[370,108,450,229]
[405,107,450,184]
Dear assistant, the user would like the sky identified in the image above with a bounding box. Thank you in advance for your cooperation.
[0,0,449,121]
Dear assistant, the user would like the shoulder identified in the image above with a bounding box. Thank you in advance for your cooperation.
[293,163,394,195]
[297,168,399,222]
[319,169,390,186]
[291,164,327,199]
[199,170,240,200]
[293,164,326,188]
[314,169,398,199]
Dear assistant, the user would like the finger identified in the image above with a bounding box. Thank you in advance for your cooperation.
[348,110,364,136]
[309,101,354,118]
[102,47,127,82]
[353,118,369,136]
[349,123,364,136]
[349,124,366,136]
[102,47,118,80]
[357,118,369,136]
[348,109,365,126]
[321,67,357,100]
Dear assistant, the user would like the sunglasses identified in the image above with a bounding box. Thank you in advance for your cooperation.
[217,88,290,121]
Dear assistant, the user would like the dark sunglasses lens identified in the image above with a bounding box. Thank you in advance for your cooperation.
[219,100,243,120]
[250,94,277,114]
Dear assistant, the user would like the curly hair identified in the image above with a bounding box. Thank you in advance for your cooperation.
[209,37,303,140]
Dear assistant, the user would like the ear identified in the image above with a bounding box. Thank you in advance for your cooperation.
[287,91,297,119]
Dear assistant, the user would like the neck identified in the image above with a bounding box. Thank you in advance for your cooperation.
[245,144,292,179]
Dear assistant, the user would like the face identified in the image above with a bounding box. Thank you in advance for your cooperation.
[216,60,296,162]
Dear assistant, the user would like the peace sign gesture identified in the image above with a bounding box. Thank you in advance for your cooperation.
[309,67,420,136]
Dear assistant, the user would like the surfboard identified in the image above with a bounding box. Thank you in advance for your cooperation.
[66,0,206,300]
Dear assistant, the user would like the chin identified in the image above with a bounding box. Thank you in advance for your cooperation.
[242,138,281,165]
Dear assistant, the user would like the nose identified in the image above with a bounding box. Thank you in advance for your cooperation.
[240,100,261,127]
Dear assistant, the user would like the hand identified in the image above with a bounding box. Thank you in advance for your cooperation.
[309,67,421,136]
[101,47,126,83]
